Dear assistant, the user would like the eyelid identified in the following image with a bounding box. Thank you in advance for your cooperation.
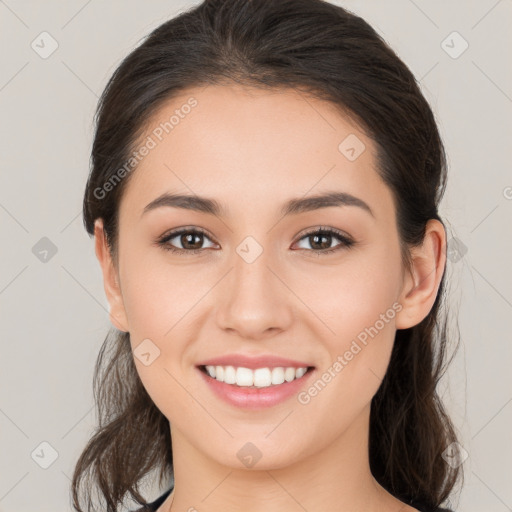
[158,225,213,240]
[294,225,353,243]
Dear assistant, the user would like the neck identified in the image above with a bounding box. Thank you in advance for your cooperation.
[165,405,407,512]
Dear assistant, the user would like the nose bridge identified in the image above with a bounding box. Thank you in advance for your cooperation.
[231,233,277,301]
[215,232,293,336]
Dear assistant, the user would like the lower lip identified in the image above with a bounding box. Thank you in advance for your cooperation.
[196,366,315,409]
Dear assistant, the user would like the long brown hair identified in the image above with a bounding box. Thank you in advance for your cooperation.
[74,0,463,510]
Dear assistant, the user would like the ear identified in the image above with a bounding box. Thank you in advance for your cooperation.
[395,219,446,330]
[94,218,129,332]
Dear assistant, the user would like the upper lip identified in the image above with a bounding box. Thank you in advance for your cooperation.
[196,354,314,370]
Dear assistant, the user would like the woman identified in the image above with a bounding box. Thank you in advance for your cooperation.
[72,0,463,511]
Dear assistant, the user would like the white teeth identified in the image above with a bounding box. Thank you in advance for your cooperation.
[223,365,236,384]
[296,367,307,378]
[204,365,309,388]
[284,367,296,382]
[235,367,254,386]
[253,368,272,387]
[271,367,285,385]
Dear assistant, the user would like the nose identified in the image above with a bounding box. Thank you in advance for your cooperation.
[215,240,294,340]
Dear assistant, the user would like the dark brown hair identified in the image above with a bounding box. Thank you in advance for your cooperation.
[74,0,462,510]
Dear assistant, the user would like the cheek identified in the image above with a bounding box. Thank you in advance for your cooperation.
[118,245,206,340]
[310,242,402,390]
[301,242,402,338]
[118,254,199,417]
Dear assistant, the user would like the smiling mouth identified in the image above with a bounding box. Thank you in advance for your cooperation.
[197,364,315,389]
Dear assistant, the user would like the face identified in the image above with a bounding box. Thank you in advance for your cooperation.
[95,84,435,470]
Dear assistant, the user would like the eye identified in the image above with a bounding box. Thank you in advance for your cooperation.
[156,227,218,255]
[292,226,355,256]
[155,225,355,256]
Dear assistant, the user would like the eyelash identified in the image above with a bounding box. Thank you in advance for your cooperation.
[155,226,355,257]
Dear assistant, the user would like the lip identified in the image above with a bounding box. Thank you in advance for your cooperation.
[196,365,316,409]
[195,354,314,370]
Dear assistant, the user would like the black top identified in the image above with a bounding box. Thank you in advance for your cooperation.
[133,486,454,512]
[132,487,172,512]
[409,500,454,512]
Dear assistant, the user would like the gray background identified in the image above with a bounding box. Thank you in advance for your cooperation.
[1,0,511,511]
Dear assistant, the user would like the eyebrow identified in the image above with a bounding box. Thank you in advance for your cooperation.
[141,191,374,219]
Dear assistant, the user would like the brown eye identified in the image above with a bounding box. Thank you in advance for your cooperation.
[157,228,217,255]
[178,232,204,250]
[156,226,355,257]
[293,227,355,256]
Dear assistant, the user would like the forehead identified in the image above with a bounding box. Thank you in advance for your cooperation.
[119,84,391,220]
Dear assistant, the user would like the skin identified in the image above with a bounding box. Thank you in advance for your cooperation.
[94,84,446,512]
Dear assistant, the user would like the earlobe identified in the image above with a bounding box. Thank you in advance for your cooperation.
[94,219,129,332]
[395,219,446,330]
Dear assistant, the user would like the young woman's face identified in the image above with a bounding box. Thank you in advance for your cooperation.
[107,84,410,469]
